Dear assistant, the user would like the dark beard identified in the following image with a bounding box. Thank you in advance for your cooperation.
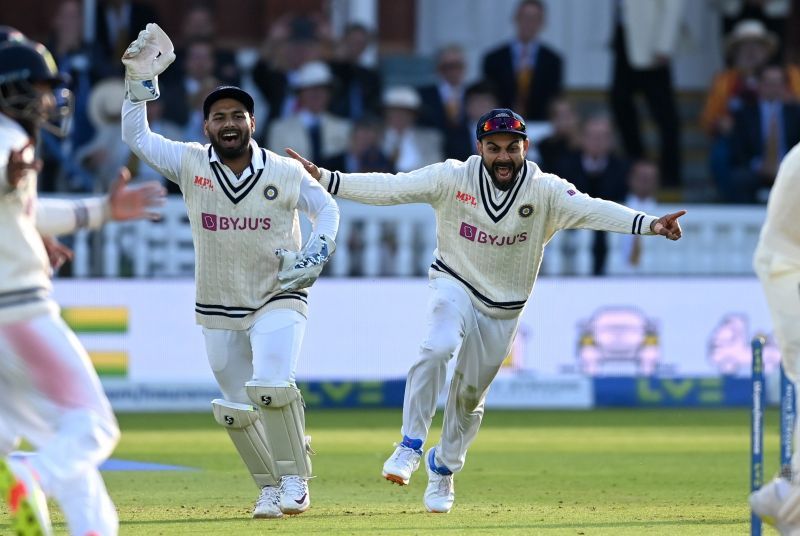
[482,159,523,191]
[209,130,251,159]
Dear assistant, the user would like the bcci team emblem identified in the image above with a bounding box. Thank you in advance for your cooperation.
[518,204,534,218]
[264,185,279,200]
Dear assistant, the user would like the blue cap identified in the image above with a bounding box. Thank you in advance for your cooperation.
[476,108,527,140]
[203,86,254,118]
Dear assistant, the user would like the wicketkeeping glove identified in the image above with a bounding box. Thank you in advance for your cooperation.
[275,234,336,291]
[121,23,176,103]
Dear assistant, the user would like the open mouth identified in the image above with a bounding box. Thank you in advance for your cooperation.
[494,163,513,181]
[220,130,241,145]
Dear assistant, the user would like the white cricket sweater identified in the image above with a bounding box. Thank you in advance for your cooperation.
[757,142,800,261]
[122,100,339,330]
[320,156,659,319]
[0,113,108,325]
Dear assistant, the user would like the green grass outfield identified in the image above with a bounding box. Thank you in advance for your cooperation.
[0,408,780,535]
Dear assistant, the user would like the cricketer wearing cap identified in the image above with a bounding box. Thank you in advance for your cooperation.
[120,24,339,518]
[288,108,686,513]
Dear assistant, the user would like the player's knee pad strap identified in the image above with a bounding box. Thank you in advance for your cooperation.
[245,383,312,478]
[212,399,277,487]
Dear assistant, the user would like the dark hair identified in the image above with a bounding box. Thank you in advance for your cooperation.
[517,0,545,15]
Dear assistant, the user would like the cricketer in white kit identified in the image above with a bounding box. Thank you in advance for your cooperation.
[120,24,339,518]
[289,108,685,513]
[0,38,164,536]
[749,142,800,535]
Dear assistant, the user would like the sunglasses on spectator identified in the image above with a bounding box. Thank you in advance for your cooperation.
[480,116,526,134]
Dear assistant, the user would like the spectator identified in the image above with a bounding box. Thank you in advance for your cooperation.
[329,23,382,121]
[730,64,800,203]
[610,0,685,188]
[617,160,660,274]
[267,61,351,170]
[253,15,327,121]
[326,117,393,173]
[94,0,160,70]
[382,86,443,172]
[443,81,500,162]
[536,96,582,173]
[700,19,800,200]
[161,37,221,141]
[418,44,468,130]
[162,2,240,87]
[711,0,789,60]
[74,78,131,193]
[556,113,629,275]
[482,0,563,121]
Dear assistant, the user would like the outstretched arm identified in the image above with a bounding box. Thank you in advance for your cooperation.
[37,167,165,236]
[286,148,446,206]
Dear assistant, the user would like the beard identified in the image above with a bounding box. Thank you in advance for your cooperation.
[482,158,523,191]
[209,127,251,159]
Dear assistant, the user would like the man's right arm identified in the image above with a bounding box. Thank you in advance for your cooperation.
[317,163,449,207]
[121,99,185,182]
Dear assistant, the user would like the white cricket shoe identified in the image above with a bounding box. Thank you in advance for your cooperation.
[279,475,309,515]
[383,444,422,486]
[0,457,53,536]
[424,447,454,513]
[253,485,282,519]
[750,477,797,534]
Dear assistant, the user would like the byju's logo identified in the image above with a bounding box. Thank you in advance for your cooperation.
[202,212,218,231]
[201,212,271,232]
[458,221,527,246]
[460,222,478,241]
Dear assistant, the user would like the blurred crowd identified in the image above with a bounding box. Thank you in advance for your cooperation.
[8,0,800,275]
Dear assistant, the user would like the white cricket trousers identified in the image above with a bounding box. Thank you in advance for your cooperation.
[0,309,120,536]
[203,308,307,404]
[755,246,800,479]
[402,278,519,473]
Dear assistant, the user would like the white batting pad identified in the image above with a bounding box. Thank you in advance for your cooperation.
[245,383,313,478]
[211,399,278,487]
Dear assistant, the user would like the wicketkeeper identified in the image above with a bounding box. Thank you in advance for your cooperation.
[120,24,339,518]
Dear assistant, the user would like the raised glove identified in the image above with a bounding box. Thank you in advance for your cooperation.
[121,23,176,103]
[275,234,336,291]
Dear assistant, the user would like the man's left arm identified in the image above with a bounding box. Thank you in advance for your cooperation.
[550,177,684,240]
[36,167,165,236]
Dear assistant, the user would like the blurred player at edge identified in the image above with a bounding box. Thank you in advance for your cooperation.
[120,24,339,518]
[0,37,165,535]
[287,108,685,513]
[749,141,800,535]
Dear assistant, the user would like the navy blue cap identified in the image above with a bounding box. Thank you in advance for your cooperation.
[476,108,527,140]
[203,86,254,118]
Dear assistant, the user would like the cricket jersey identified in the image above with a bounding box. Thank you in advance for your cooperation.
[320,156,659,319]
[122,99,339,330]
[757,142,800,260]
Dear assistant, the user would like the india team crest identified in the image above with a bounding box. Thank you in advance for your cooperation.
[518,204,534,217]
[264,184,279,200]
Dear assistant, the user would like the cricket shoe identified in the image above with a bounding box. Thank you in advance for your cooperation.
[383,438,422,485]
[0,457,53,536]
[253,485,282,519]
[424,447,454,513]
[750,477,797,534]
[278,475,309,515]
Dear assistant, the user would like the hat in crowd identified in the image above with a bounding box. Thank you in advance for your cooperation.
[725,19,778,56]
[88,77,126,127]
[475,108,527,140]
[292,61,333,90]
[382,86,421,110]
[203,85,255,118]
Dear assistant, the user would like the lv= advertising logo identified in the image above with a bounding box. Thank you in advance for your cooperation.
[61,307,129,377]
